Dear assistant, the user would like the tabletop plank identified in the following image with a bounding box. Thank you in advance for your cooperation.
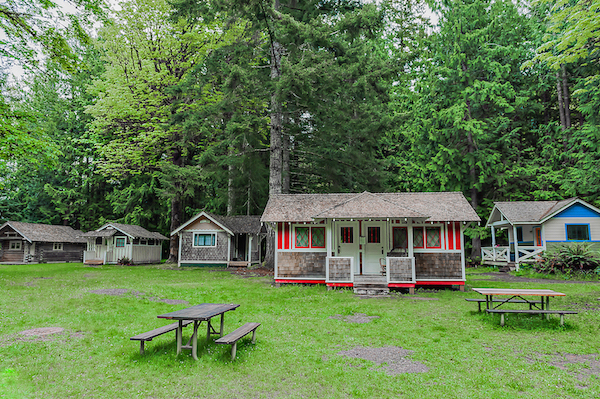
[472,288,566,296]
[157,303,240,320]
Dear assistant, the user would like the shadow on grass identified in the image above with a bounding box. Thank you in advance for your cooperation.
[471,311,579,331]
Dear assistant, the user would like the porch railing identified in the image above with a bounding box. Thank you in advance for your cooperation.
[517,246,544,262]
[326,257,353,283]
[482,246,509,262]
[386,256,415,283]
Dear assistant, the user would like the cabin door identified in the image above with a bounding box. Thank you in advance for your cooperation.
[113,236,128,261]
[337,222,359,270]
[534,227,542,247]
[363,222,386,274]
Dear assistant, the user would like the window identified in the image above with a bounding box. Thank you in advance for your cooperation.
[115,238,126,247]
[393,227,407,249]
[193,233,216,247]
[53,242,63,251]
[9,241,21,250]
[413,227,424,248]
[367,227,380,243]
[566,224,590,241]
[516,227,523,242]
[140,239,147,245]
[295,227,309,248]
[426,227,441,248]
[340,227,354,243]
[311,227,325,248]
[95,237,103,245]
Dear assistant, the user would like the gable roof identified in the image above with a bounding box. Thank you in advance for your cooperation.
[485,197,600,226]
[0,221,86,244]
[171,212,263,236]
[261,191,480,222]
[82,223,167,240]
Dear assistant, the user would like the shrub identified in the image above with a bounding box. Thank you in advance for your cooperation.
[535,243,600,274]
[117,257,132,266]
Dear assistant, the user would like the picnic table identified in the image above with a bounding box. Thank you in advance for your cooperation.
[157,303,240,360]
[471,288,576,326]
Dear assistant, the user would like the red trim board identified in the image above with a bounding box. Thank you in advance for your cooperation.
[417,280,464,286]
[275,279,326,284]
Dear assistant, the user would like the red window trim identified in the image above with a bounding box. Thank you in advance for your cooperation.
[311,227,326,248]
[295,226,310,248]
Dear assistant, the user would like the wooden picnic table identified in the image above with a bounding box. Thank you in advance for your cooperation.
[157,303,240,360]
[472,288,566,311]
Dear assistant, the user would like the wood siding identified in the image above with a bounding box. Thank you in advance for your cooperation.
[544,216,600,242]
[0,240,25,263]
[180,231,229,262]
[415,253,462,279]
[35,242,85,263]
[276,251,326,278]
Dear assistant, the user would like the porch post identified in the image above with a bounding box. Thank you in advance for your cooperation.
[326,219,333,257]
[512,225,520,271]
[248,236,252,264]
[407,219,414,258]
[491,226,496,261]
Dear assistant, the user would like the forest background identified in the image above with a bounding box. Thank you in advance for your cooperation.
[0,0,598,262]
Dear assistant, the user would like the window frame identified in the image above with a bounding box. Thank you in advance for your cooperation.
[392,227,408,249]
[425,226,442,249]
[115,237,126,248]
[566,224,590,241]
[53,242,63,251]
[310,227,326,248]
[193,232,217,248]
[413,227,425,249]
[9,241,22,251]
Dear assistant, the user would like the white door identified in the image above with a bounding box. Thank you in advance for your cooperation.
[113,236,129,261]
[337,222,358,269]
[364,222,386,274]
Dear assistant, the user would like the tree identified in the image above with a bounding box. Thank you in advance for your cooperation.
[86,0,239,261]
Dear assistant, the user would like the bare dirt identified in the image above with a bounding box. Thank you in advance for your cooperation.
[88,288,189,305]
[337,346,429,375]
[328,313,380,323]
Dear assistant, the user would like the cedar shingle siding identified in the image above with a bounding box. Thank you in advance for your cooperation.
[276,252,326,278]
[414,253,462,279]
[180,231,229,262]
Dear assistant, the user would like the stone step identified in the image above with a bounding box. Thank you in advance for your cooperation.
[353,287,390,296]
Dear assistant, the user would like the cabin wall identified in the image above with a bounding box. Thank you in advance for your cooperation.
[35,242,85,263]
[179,231,229,263]
[544,217,600,242]
[414,253,462,279]
[276,252,326,278]
[0,240,25,263]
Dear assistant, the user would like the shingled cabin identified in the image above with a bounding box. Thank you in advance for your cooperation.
[171,212,264,268]
[82,223,167,265]
[260,191,480,294]
[0,221,86,264]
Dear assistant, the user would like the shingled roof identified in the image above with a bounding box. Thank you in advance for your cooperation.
[82,223,168,240]
[0,221,86,243]
[491,198,578,224]
[208,214,263,235]
[261,192,480,222]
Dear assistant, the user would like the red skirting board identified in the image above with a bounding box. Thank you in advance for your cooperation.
[416,280,464,286]
[275,279,326,284]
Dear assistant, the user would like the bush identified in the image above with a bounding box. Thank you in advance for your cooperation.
[535,243,600,274]
[117,257,133,266]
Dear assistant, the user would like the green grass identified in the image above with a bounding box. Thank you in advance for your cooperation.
[1,263,599,398]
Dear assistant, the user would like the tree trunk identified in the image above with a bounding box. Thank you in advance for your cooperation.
[227,150,235,216]
[282,130,290,194]
[561,64,571,128]
[466,130,481,260]
[269,41,284,196]
[168,150,183,263]
[556,71,566,132]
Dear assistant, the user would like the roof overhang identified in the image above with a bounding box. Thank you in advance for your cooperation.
[539,198,600,224]
[0,222,31,243]
[96,223,135,239]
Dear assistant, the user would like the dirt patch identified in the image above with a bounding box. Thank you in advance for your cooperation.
[527,353,600,381]
[229,267,274,278]
[20,327,64,337]
[475,272,600,285]
[329,313,380,323]
[337,346,429,375]
[1,327,85,347]
[88,289,189,305]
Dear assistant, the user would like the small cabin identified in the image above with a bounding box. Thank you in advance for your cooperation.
[482,198,600,269]
[82,223,167,265]
[0,221,86,264]
[171,212,264,267]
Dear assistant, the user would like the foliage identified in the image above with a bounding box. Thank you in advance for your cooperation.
[535,243,600,274]
[117,256,132,265]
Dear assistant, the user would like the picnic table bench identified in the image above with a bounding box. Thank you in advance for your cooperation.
[130,320,193,355]
[486,309,578,326]
[215,322,260,361]
[465,298,543,312]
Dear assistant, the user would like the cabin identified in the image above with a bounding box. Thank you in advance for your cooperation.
[0,221,86,264]
[82,223,167,265]
[260,191,480,293]
[171,212,264,268]
[482,198,600,270]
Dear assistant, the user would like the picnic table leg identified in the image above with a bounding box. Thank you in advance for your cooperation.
[176,320,182,355]
[231,342,237,361]
[545,296,550,320]
[192,321,199,361]
[500,312,505,327]
[207,319,211,342]
[220,313,225,337]
[251,329,257,344]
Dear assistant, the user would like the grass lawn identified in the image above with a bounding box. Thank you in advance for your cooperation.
[1,263,599,398]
